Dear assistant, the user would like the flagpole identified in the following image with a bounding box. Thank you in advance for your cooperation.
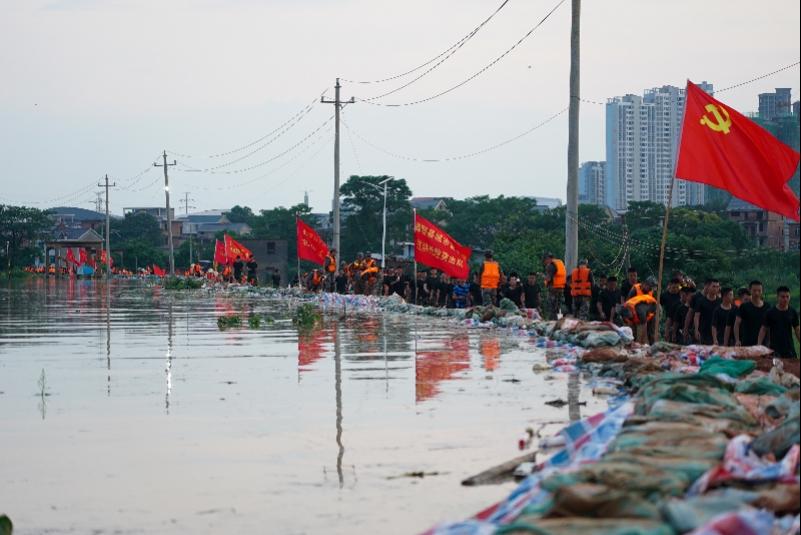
[412,208,418,305]
[296,214,302,289]
[653,84,689,343]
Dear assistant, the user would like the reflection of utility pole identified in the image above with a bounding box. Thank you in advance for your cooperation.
[106,282,111,397]
[334,321,345,488]
[165,303,174,414]
[322,79,355,274]
[155,151,177,276]
[97,174,116,280]
[567,372,581,422]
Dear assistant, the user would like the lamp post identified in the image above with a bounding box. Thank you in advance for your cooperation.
[361,178,393,269]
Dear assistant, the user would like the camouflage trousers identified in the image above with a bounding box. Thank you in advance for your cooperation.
[572,296,590,321]
[546,288,564,320]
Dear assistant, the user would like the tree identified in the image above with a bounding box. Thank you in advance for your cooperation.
[339,175,412,259]
[110,211,162,246]
[226,205,255,224]
[0,204,52,269]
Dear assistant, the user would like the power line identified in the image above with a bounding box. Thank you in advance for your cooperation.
[342,107,566,162]
[178,115,335,175]
[355,0,567,107]
[355,0,512,101]
[167,90,326,160]
[716,60,800,94]
[341,0,511,85]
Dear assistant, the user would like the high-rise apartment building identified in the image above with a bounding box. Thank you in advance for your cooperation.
[605,83,711,211]
[758,88,792,120]
[578,161,606,205]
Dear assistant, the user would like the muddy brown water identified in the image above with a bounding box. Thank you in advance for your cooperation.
[0,278,604,534]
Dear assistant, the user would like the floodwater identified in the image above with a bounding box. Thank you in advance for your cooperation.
[0,279,605,534]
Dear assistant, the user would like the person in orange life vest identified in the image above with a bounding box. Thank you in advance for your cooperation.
[324,248,337,292]
[543,253,566,320]
[570,259,594,320]
[617,279,658,345]
[361,252,380,295]
[221,264,233,283]
[245,254,258,286]
[309,269,323,292]
[350,252,365,294]
[478,251,502,306]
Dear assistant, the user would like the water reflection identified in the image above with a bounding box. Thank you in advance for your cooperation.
[479,336,502,372]
[415,337,470,403]
[166,303,174,414]
[334,322,345,489]
[106,282,111,397]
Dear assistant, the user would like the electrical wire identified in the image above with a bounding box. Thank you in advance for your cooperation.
[355,0,566,107]
[356,0,512,101]
[343,107,566,162]
[716,61,800,94]
[341,0,511,85]
[166,90,326,159]
[177,115,335,175]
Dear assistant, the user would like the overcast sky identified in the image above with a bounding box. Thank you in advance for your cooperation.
[1,0,799,215]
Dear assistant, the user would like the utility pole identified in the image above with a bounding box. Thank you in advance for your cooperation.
[322,78,354,273]
[97,174,116,280]
[180,192,196,216]
[564,0,581,271]
[155,151,177,276]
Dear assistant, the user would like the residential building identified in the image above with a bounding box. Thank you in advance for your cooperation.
[758,88,792,120]
[195,222,251,241]
[578,161,606,205]
[605,83,711,211]
[178,210,229,236]
[48,206,108,234]
[726,197,790,251]
[238,239,288,286]
[410,197,451,211]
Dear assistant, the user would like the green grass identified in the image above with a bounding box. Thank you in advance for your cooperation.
[163,276,204,290]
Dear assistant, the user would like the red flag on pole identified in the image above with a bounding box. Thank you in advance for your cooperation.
[224,234,252,262]
[676,81,800,221]
[414,213,471,279]
[296,217,329,266]
[99,249,113,267]
[66,248,79,265]
[213,239,228,266]
[152,264,166,277]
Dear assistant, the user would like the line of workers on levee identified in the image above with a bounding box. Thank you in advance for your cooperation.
[305,250,800,359]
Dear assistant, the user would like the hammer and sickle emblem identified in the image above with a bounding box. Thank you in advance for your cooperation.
[699,104,732,134]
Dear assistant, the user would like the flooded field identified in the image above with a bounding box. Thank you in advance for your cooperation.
[0,279,604,534]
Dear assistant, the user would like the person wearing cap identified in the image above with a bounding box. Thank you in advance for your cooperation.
[569,259,593,320]
[324,248,337,292]
[543,253,566,320]
[479,251,502,306]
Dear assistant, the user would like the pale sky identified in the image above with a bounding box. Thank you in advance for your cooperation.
[1,0,799,215]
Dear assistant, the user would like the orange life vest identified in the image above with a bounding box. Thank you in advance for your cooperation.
[312,271,323,286]
[480,260,500,289]
[549,259,566,289]
[570,266,592,297]
[325,255,336,273]
[624,294,658,325]
[361,258,379,276]
[632,282,654,297]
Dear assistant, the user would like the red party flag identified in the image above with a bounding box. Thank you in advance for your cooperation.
[414,213,471,279]
[676,81,800,221]
[213,239,228,266]
[296,217,329,266]
[152,264,166,277]
[224,234,252,262]
[79,248,88,265]
[66,248,79,265]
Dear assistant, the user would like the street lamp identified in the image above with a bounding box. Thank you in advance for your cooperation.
[360,177,393,269]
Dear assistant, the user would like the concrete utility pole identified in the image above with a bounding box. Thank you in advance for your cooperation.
[564,0,581,271]
[97,174,116,280]
[155,151,177,276]
[180,192,196,216]
[322,79,354,273]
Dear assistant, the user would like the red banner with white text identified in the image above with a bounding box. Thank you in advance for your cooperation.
[296,217,329,266]
[414,213,470,279]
